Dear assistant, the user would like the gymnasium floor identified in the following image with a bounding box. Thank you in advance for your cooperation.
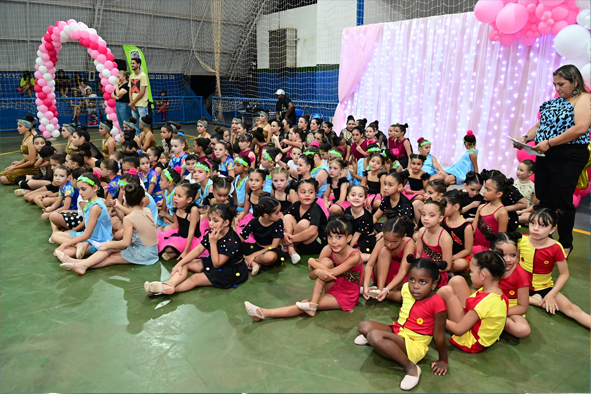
[0,126,589,393]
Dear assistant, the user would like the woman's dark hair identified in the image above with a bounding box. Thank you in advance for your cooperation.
[68,152,85,167]
[299,115,310,129]
[424,198,445,216]
[77,142,94,158]
[520,159,535,173]
[311,118,322,128]
[176,181,200,203]
[326,213,354,236]
[296,177,318,191]
[147,146,163,158]
[211,175,234,191]
[528,207,561,228]
[315,131,328,144]
[162,167,182,184]
[101,158,119,174]
[101,119,113,129]
[357,118,368,129]
[138,152,150,162]
[366,121,379,134]
[40,145,57,159]
[185,154,198,162]
[264,146,280,161]
[140,114,152,126]
[33,134,48,146]
[346,115,355,122]
[54,165,71,176]
[250,168,269,181]
[472,250,506,280]
[122,155,140,168]
[319,142,331,153]
[252,127,266,143]
[352,126,364,136]
[442,189,469,210]
[78,172,100,187]
[50,153,66,164]
[209,203,238,223]
[238,133,253,144]
[486,231,522,251]
[334,136,346,147]
[122,140,139,151]
[554,64,589,95]
[392,123,409,134]
[124,183,145,206]
[409,154,426,163]
[383,215,413,237]
[298,151,315,168]
[290,127,305,141]
[407,255,447,282]
[73,127,90,142]
[463,130,476,144]
[193,138,210,153]
[425,179,447,194]
[253,196,281,217]
[71,167,88,180]
[323,121,334,130]
[481,169,513,197]
[120,173,141,184]
[465,171,483,186]
[386,170,409,185]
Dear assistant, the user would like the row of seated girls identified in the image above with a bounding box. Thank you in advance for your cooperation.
[4,113,590,391]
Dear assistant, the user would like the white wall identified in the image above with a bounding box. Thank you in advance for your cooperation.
[316,0,357,65]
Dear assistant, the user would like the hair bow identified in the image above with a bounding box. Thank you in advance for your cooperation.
[309,141,320,148]
[93,169,102,178]
[173,165,183,174]
[127,168,138,176]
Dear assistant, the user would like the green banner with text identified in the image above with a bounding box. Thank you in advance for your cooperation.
[122,45,153,108]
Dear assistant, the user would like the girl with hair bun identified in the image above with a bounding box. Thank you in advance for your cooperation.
[472,172,510,254]
[438,251,508,353]
[56,183,159,275]
[356,255,449,391]
[1,115,39,185]
[99,120,116,157]
[135,114,156,151]
[443,130,478,185]
[341,115,355,143]
[388,123,412,169]
[441,190,473,273]
[244,214,363,320]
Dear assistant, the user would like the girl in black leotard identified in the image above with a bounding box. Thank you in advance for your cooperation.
[361,149,387,211]
[270,167,293,213]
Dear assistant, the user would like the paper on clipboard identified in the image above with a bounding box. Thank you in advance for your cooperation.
[507,136,545,157]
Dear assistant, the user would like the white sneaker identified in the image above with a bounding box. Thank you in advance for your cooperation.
[354,334,369,345]
[400,366,421,391]
[290,253,301,265]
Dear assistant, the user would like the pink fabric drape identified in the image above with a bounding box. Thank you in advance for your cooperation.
[333,23,383,133]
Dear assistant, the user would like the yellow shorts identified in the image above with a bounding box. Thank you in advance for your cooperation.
[392,325,432,364]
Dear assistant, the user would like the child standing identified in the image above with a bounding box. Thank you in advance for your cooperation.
[519,208,590,328]
[244,215,363,319]
[441,190,473,274]
[240,197,287,275]
[51,173,113,258]
[438,251,508,353]
[158,181,201,261]
[487,232,531,338]
[56,183,159,275]
[443,130,478,185]
[416,199,453,287]
[356,257,448,390]
[145,203,247,295]
[514,160,536,224]
[472,173,510,254]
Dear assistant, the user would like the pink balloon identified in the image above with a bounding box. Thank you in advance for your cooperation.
[47,92,56,100]
[106,106,114,114]
[90,41,99,50]
[489,29,501,41]
[97,54,107,63]
[38,79,47,87]
[39,45,48,53]
[573,193,581,208]
[35,98,43,106]
[90,50,99,59]
[34,71,42,80]
[579,185,591,198]
[42,85,52,94]
[538,21,552,34]
[45,61,54,68]
[552,20,568,34]
[40,53,49,61]
[45,111,54,120]
[520,36,537,46]
[80,30,89,39]
[497,4,529,34]
[104,61,113,69]
[111,68,119,75]
[474,0,505,24]
[50,106,57,113]
[105,84,114,94]
[39,124,46,132]
[89,33,99,42]
[516,141,537,162]
[565,9,577,24]
[539,0,565,6]
[500,33,516,46]
[43,131,52,138]
[70,30,80,40]
[107,99,116,107]
[529,173,535,182]
[43,98,52,107]
[39,105,48,113]
[50,117,59,125]
[58,21,66,29]
[98,46,107,55]
[551,5,568,20]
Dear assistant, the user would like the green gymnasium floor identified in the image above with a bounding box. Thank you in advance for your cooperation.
[0,128,589,393]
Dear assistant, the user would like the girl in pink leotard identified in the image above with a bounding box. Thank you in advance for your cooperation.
[472,173,511,254]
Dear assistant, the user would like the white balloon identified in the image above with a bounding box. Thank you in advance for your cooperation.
[40,118,50,125]
[112,127,120,135]
[555,25,591,58]
[567,53,590,69]
[115,134,121,143]
[577,9,590,27]
[101,69,111,78]
[51,130,61,138]
[63,25,71,34]
[576,0,590,10]
[37,111,44,119]
[110,129,118,136]
[94,59,99,66]
[38,66,47,74]
[88,28,97,35]
[43,73,52,81]
[48,80,55,87]
[60,32,69,42]
[96,64,105,73]
[581,63,591,85]
[36,57,44,66]
[70,23,79,31]
[37,50,42,57]
[46,124,55,132]
[108,76,117,84]
[79,22,88,30]
[588,43,591,61]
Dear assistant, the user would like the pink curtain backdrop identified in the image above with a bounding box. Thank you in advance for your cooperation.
[333,12,565,174]
[332,23,383,135]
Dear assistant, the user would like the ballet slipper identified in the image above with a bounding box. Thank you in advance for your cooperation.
[48,236,55,244]
[251,262,261,276]
[400,366,421,391]
[161,252,174,261]
[354,334,369,345]
[59,262,87,274]
[295,301,318,316]
[14,189,27,196]
[75,243,87,259]
[148,281,174,296]
[144,281,154,296]
[290,253,301,265]
[368,286,381,299]
[244,301,265,321]
[55,249,67,262]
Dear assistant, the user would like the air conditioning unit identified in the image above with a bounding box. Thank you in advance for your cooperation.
[269,28,297,69]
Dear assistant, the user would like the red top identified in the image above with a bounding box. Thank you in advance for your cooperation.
[351,139,368,160]
[498,264,530,305]
[394,283,447,336]
[388,137,408,158]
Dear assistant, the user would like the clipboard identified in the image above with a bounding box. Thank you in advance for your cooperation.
[507,136,545,157]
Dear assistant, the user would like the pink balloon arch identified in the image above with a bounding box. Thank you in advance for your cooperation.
[34,20,121,140]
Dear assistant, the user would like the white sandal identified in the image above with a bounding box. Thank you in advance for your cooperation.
[295,301,318,312]
[244,301,265,321]
[400,366,421,390]
[354,334,369,345]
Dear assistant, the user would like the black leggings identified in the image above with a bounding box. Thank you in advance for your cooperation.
[534,144,589,249]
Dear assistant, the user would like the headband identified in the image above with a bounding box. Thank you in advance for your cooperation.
[259,111,268,119]
[77,175,95,186]
[367,147,381,153]
[235,157,248,167]
[139,118,149,129]
[419,139,430,147]
[99,122,112,132]
[195,162,211,173]
[63,123,76,133]
[328,149,342,158]
[118,180,128,187]
[163,169,174,181]
[197,120,208,128]
[170,124,178,133]
[301,151,315,156]
[392,161,400,169]
[263,150,274,163]
[232,117,241,123]
[123,120,135,129]
[17,119,33,129]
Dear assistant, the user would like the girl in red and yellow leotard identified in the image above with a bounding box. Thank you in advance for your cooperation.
[518,208,590,329]
[356,256,449,391]
[438,250,508,353]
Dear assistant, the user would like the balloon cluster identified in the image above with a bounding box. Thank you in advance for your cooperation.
[474,0,587,47]
[34,20,121,140]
